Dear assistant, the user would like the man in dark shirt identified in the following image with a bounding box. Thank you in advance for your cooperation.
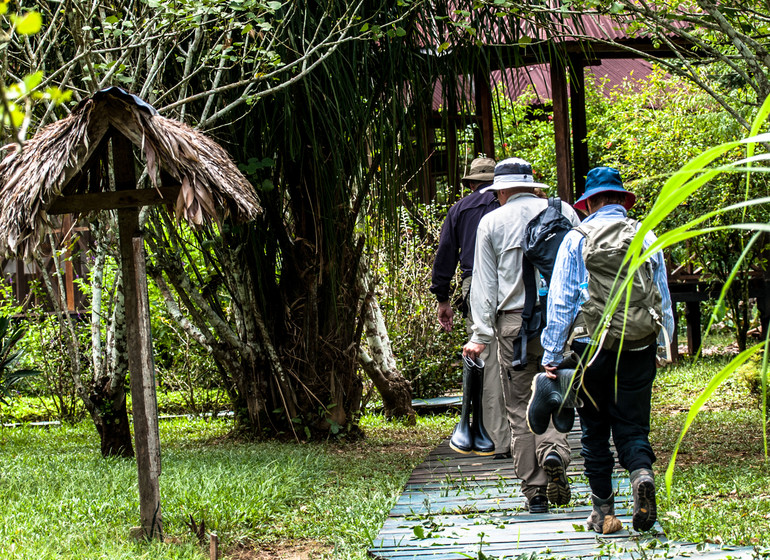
[430,157,510,456]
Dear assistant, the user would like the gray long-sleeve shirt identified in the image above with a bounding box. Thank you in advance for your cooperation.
[469,192,581,346]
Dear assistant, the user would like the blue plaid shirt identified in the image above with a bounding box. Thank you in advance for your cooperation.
[540,204,675,366]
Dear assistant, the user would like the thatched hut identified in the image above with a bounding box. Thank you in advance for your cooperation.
[0,86,261,539]
[0,86,261,259]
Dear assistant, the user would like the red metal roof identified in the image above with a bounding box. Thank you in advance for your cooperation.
[432,58,661,109]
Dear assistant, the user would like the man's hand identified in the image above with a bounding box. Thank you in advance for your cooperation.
[463,341,486,360]
[437,301,454,332]
[543,363,558,379]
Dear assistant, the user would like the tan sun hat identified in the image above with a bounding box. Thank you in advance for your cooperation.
[479,157,549,193]
[461,157,496,186]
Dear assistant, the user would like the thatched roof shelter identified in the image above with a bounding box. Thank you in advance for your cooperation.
[0,87,261,258]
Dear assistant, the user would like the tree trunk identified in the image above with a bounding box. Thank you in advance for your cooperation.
[89,377,134,458]
[359,291,415,422]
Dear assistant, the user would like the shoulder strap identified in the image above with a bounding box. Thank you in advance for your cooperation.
[548,197,562,212]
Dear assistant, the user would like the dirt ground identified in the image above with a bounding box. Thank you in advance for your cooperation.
[226,539,333,559]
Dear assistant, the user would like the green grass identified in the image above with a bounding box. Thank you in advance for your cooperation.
[0,413,454,559]
[2,347,770,558]
[652,351,770,550]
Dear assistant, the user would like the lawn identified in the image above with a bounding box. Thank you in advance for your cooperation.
[1,345,769,559]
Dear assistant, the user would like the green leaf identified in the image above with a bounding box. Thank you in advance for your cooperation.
[15,11,43,35]
[22,71,44,92]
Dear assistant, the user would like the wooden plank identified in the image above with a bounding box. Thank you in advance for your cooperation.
[372,417,756,560]
[47,186,180,215]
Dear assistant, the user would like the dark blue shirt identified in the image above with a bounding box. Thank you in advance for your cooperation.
[430,186,499,302]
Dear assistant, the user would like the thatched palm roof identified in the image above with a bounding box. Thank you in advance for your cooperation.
[0,87,261,258]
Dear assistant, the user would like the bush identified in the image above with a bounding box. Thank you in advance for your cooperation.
[372,203,467,399]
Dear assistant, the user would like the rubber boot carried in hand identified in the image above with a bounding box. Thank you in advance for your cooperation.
[469,356,494,456]
[526,354,583,435]
[449,356,475,454]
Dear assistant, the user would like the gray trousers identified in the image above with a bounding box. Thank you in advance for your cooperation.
[463,277,510,453]
[496,312,570,500]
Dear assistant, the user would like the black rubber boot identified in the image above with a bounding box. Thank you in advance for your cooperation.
[527,365,582,435]
[469,356,495,456]
[449,356,475,454]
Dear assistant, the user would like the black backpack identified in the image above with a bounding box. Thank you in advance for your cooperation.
[513,197,573,370]
[523,197,574,284]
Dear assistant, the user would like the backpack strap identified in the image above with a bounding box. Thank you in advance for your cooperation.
[512,256,543,370]
[548,197,562,213]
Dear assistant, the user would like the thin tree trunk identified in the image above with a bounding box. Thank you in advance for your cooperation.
[359,291,415,422]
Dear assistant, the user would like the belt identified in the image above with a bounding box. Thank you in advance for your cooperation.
[499,308,524,315]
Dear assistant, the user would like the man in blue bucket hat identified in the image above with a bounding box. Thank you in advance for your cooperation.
[540,166,675,533]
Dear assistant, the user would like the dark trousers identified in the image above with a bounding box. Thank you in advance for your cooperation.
[572,341,657,498]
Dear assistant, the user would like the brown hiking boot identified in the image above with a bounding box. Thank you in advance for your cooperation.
[543,452,571,506]
[586,493,615,533]
[630,468,657,531]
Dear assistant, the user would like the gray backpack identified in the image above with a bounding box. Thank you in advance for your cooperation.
[571,218,663,351]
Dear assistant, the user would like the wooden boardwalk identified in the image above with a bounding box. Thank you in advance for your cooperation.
[370,424,755,560]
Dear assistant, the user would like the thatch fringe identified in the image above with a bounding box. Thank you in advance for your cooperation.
[0,89,261,258]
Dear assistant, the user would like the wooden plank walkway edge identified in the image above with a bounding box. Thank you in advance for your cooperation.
[369,426,758,560]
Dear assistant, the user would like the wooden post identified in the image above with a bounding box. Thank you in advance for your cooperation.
[551,54,573,202]
[475,68,495,160]
[446,79,459,200]
[685,300,702,355]
[113,133,163,540]
[210,533,219,560]
[569,56,589,204]
[61,215,76,312]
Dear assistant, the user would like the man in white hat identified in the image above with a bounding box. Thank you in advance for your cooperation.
[431,156,510,457]
[463,157,580,513]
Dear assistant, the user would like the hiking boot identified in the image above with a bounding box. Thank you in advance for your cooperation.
[630,468,657,531]
[551,367,582,432]
[586,493,615,533]
[525,492,548,514]
[543,452,571,506]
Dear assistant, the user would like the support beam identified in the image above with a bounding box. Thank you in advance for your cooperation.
[113,133,163,540]
[47,186,180,215]
[550,55,573,201]
[569,56,589,203]
[475,68,495,160]
[685,301,702,356]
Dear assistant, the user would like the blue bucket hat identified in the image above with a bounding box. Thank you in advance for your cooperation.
[573,166,636,212]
